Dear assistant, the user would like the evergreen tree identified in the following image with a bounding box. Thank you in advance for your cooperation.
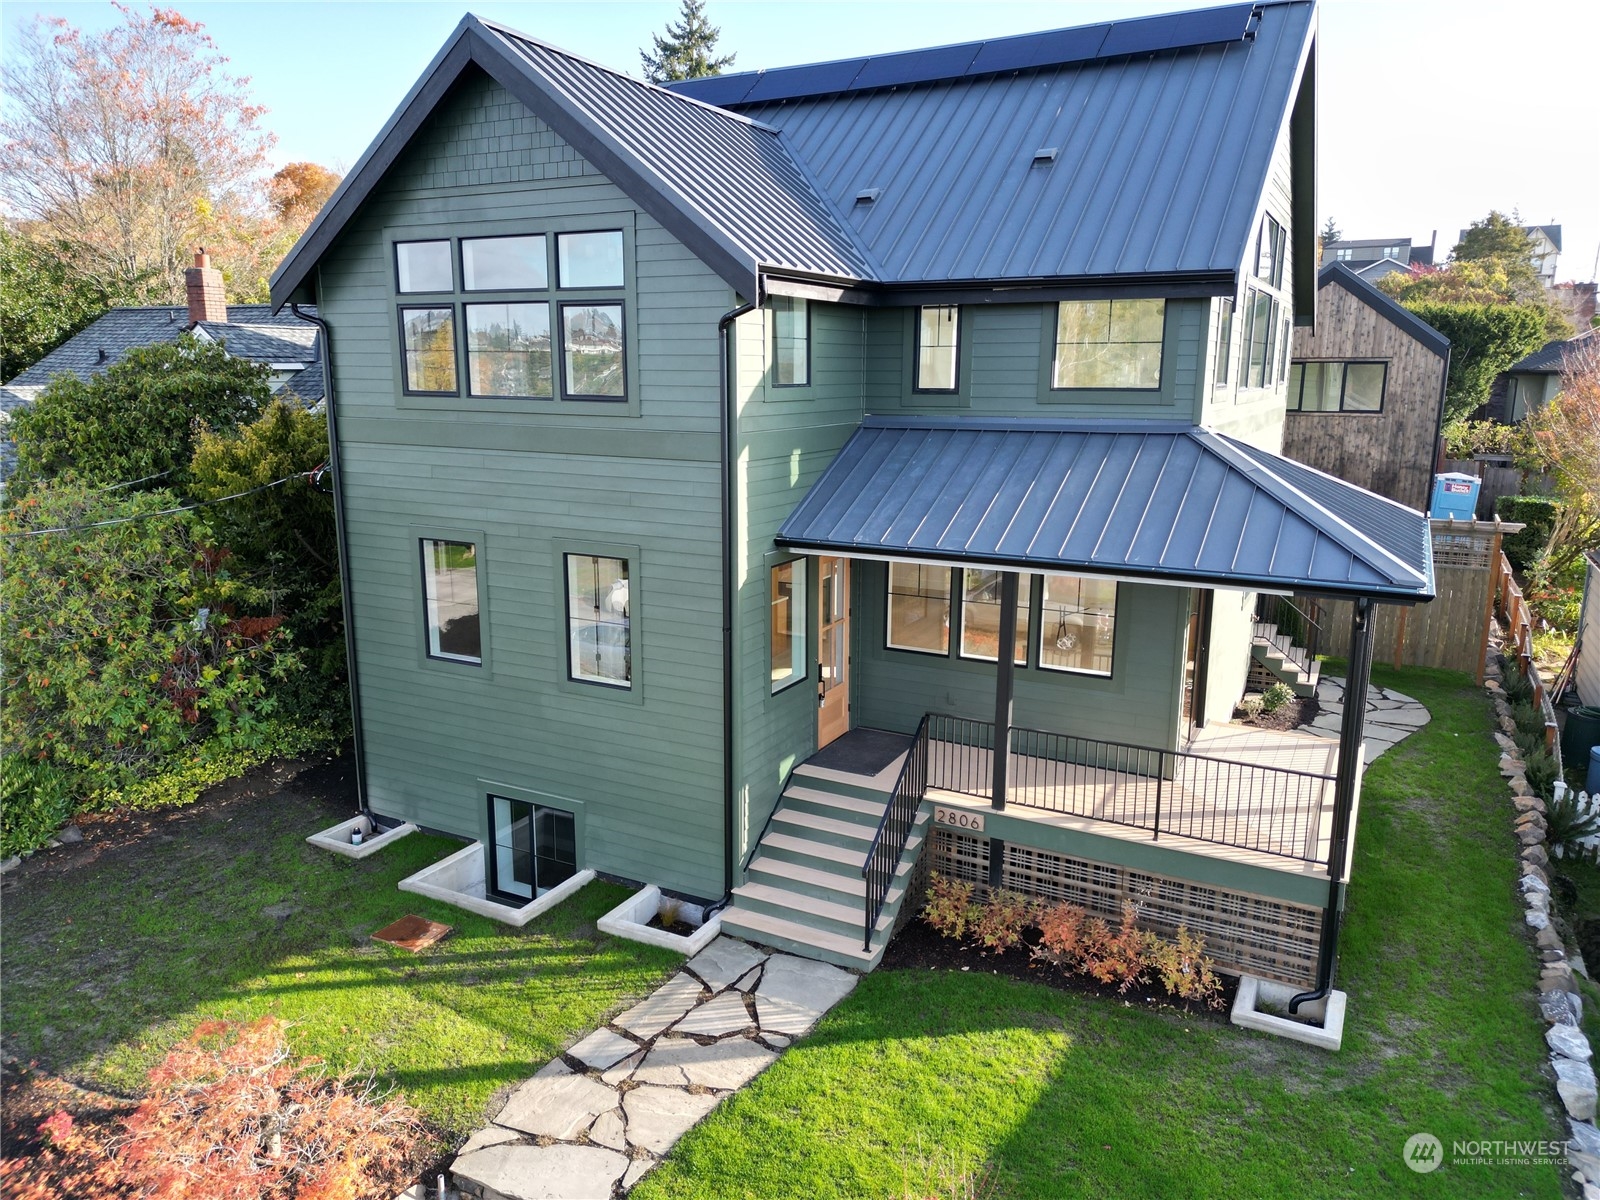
[1320,216,1342,246]
[1453,210,1537,266]
[641,0,735,84]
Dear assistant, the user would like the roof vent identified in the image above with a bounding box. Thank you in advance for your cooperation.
[1033,147,1058,164]
[96,348,108,363]
[855,188,881,204]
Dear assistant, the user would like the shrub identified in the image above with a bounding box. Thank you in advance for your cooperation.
[0,756,76,859]
[1261,683,1296,714]
[1525,555,1584,633]
[1,1017,424,1200]
[1546,792,1600,859]
[1146,925,1225,1008]
[1524,747,1560,800]
[1035,900,1088,962]
[1496,495,1560,572]
[969,889,1034,955]
[1442,419,1529,461]
[1078,902,1153,992]
[922,873,975,941]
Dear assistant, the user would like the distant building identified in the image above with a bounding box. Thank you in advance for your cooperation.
[1322,235,1436,284]
[1485,327,1598,423]
[1454,223,1561,285]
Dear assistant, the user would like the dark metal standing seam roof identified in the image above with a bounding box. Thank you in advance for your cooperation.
[674,1,1315,286]
[776,416,1434,601]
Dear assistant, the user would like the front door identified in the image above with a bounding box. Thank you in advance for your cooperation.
[817,556,850,747]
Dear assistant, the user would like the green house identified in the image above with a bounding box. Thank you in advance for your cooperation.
[272,1,1433,1001]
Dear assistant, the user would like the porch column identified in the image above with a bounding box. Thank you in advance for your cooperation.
[1292,595,1374,1012]
[991,571,1018,812]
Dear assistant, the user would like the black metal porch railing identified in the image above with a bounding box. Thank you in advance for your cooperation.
[860,714,930,951]
[925,713,1335,865]
[1253,594,1323,679]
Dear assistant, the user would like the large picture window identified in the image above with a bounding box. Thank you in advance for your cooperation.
[566,553,631,688]
[771,296,810,387]
[958,570,1030,665]
[421,539,481,663]
[1052,298,1165,390]
[886,563,950,655]
[466,302,551,398]
[770,560,807,693]
[489,796,576,902]
[1038,574,1116,676]
[916,306,960,391]
[1287,361,1387,412]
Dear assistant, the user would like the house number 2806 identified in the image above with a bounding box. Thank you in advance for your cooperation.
[934,807,985,832]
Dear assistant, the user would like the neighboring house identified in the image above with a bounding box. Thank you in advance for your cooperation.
[1457,222,1562,285]
[1484,327,1598,423]
[0,251,323,480]
[1284,262,1449,512]
[270,0,1435,1002]
[1322,234,1435,283]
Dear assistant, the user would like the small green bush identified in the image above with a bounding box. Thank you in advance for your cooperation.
[923,873,976,941]
[1524,747,1560,800]
[1496,495,1559,571]
[1502,657,1535,704]
[1262,683,1296,714]
[0,756,76,859]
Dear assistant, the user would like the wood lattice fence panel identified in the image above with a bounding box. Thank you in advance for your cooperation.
[929,828,1322,988]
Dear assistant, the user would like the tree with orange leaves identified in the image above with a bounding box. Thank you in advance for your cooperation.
[1522,334,1600,574]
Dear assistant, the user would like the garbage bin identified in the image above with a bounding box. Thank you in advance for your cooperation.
[1430,472,1481,520]
[1565,706,1600,772]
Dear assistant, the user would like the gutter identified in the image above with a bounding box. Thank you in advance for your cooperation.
[292,299,369,817]
[718,295,758,898]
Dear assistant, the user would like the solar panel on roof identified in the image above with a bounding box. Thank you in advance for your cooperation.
[849,43,982,91]
[668,73,757,106]
[742,58,868,103]
[1097,3,1255,58]
[967,24,1112,74]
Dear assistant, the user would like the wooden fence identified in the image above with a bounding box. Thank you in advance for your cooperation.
[1316,519,1517,682]
[1495,549,1561,761]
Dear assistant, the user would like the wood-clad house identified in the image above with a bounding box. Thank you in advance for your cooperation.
[269,1,1435,1009]
[1283,262,1449,513]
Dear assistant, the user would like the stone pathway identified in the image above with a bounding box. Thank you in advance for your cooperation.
[449,937,857,1200]
[1308,675,1429,763]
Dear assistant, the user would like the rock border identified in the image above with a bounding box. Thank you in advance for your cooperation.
[1484,636,1600,1198]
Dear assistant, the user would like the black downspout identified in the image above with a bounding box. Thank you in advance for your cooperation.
[293,300,368,817]
[718,296,757,899]
[1289,594,1375,1014]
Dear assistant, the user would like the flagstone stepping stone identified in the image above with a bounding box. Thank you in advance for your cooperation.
[568,1027,639,1071]
[614,972,704,1039]
[452,1142,629,1200]
[622,1085,722,1155]
[732,966,762,992]
[685,937,768,990]
[636,1035,777,1090]
[600,1049,643,1085]
[495,1073,619,1139]
[672,991,753,1038]
[586,1107,627,1152]
[459,1123,521,1155]
[622,1158,656,1191]
[754,954,858,1036]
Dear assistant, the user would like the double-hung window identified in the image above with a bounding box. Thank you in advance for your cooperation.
[887,563,951,655]
[394,228,626,403]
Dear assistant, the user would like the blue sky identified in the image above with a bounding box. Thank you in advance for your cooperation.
[6,0,1598,283]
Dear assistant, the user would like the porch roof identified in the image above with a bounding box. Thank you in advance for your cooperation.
[775,417,1435,601]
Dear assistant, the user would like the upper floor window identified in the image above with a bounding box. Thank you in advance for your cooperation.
[393,229,626,402]
[1286,361,1387,413]
[1213,298,1234,389]
[1383,245,1405,260]
[1243,287,1278,389]
[916,306,960,392]
[771,296,810,387]
[1334,247,1354,261]
[1052,298,1165,390]
[1255,215,1286,289]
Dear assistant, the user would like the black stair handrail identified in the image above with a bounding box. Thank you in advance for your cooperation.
[1253,594,1323,679]
[860,714,930,952]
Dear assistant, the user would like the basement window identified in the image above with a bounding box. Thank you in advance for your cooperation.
[488,796,576,902]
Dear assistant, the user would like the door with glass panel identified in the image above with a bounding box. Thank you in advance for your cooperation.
[817,556,850,748]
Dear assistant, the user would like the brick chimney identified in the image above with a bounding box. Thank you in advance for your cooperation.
[185,248,227,325]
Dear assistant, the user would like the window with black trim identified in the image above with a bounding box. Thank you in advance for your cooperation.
[1256,215,1286,289]
[886,562,950,655]
[1038,574,1116,676]
[1052,299,1165,390]
[565,553,631,688]
[421,538,481,663]
[771,296,810,387]
[1286,361,1387,412]
[916,306,960,392]
[958,569,1030,665]
[391,230,626,403]
[488,796,576,902]
[1214,298,1234,388]
[1243,286,1277,389]
[770,559,807,693]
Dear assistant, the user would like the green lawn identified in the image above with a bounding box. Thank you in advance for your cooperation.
[636,666,1566,1199]
[0,776,680,1139]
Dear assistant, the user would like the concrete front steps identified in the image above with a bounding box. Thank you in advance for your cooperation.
[1251,622,1320,697]
[722,763,929,972]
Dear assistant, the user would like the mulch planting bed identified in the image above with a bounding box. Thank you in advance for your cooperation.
[1231,695,1319,732]
[880,918,1240,1020]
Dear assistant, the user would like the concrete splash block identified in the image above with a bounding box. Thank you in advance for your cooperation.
[306,814,417,859]
[597,884,722,955]
[1230,975,1347,1052]
[398,842,594,927]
